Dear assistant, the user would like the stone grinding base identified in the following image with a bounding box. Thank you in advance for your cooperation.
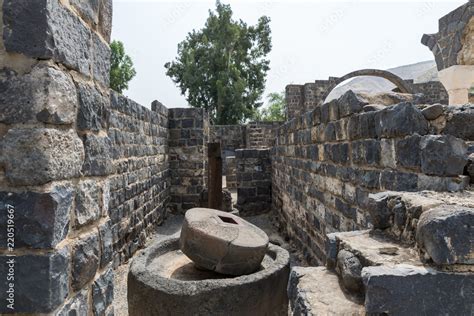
[128,237,290,316]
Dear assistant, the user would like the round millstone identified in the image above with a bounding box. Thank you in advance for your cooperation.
[179,208,269,276]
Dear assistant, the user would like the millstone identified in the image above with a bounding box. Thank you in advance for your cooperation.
[179,208,269,276]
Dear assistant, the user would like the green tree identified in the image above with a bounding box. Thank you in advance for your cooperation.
[256,91,286,122]
[165,1,272,125]
[110,40,137,93]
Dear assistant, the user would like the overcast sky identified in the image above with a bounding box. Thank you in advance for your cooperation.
[111,0,466,108]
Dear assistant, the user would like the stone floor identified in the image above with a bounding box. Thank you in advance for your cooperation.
[114,211,304,316]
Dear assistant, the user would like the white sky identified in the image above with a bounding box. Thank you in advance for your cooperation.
[111,0,466,108]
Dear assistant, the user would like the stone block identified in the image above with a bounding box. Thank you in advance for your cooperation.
[338,90,368,117]
[417,205,474,264]
[92,32,111,87]
[3,0,92,76]
[92,268,114,316]
[82,133,113,176]
[0,186,72,249]
[56,289,89,316]
[98,0,113,42]
[367,192,391,229]
[99,220,114,268]
[336,249,363,293]
[420,135,467,176]
[0,65,77,124]
[374,103,429,138]
[421,104,444,120]
[443,106,474,140]
[71,232,100,291]
[395,134,421,170]
[74,180,102,228]
[0,128,84,186]
[70,0,99,25]
[363,265,474,315]
[0,247,69,313]
[76,82,109,131]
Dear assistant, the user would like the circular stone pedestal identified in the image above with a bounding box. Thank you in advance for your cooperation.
[128,237,290,316]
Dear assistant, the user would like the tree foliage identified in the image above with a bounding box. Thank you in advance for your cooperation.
[110,40,137,94]
[165,1,272,125]
[254,91,286,122]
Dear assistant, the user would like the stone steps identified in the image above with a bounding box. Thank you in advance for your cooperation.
[288,266,365,316]
[290,222,474,315]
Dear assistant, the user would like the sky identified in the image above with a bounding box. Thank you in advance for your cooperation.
[111,0,466,108]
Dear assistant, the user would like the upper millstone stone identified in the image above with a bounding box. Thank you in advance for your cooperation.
[180,208,269,276]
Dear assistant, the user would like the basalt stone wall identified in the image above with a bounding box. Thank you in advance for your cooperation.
[287,80,450,121]
[0,1,174,314]
[246,121,283,148]
[210,125,246,154]
[409,80,449,105]
[236,149,272,215]
[168,108,209,214]
[272,91,471,264]
[108,95,170,266]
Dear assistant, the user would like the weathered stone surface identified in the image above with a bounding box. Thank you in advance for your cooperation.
[363,264,474,315]
[98,0,113,42]
[99,220,113,268]
[0,186,72,249]
[375,103,429,138]
[0,247,70,313]
[363,104,385,112]
[3,0,92,75]
[336,249,363,293]
[288,267,364,316]
[0,65,77,124]
[338,90,368,117]
[76,82,109,131]
[92,32,111,87]
[367,192,392,229]
[443,105,474,140]
[56,289,89,316]
[74,180,102,228]
[72,232,100,291]
[0,128,84,185]
[421,104,444,120]
[180,208,269,275]
[92,268,114,316]
[82,133,113,176]
[396,134,421,170]
[128,237,290,315]
[417,205,474,264]
[70,0,99,25]
[420,135,467,176]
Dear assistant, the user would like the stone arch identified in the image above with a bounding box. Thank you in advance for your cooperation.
[320,69,413,104]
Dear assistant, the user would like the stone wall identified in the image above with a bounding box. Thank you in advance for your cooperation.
[168,108,209,214]
[108,95,170,266]
[272,91,471,264]
[287,79,449,121]
[0,1,178,314]
[236,149,272,215]
[225,156,237,189]
[246,121,283,149]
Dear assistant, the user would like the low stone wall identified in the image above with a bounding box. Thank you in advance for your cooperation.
[246,121,283,149]
[287,79,449,121]
[272,91,471,264]
[236,149,272,215]
[225,156,237,189]
[168,108,209,214]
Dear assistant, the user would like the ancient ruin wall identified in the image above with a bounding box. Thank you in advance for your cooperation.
[287,79,449,121]
[272,93,472,264]
[0,1,172,314]
[236,148,272,215]
[168,108,209,214]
